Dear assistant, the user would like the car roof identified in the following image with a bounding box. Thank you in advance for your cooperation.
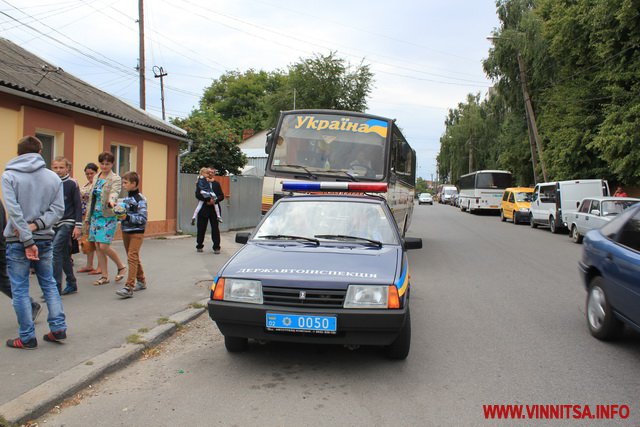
[581,197,640,202]
[278,194,388,205]
[504,187,534,192]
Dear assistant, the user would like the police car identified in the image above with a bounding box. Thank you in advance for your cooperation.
[208,182,422,359]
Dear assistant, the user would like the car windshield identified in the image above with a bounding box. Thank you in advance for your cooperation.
[255,199,398,245]
[515,192,532,202]
[601,200,637,217]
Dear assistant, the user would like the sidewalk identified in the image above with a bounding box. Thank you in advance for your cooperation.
[0,231,242,410]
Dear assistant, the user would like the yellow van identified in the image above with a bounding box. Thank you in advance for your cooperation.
[500,187,534,224]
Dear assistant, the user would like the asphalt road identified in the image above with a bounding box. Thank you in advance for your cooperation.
[36,203,640,426]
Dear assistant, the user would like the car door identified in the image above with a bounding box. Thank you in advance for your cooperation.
[583,200,601,233]
[604,208,640,325]
[588,200,608,231]
[575,199,591,234]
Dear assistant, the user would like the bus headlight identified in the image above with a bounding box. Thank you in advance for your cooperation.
[519,207,530,212]
[344,285,388,308]
[224,279,263,304]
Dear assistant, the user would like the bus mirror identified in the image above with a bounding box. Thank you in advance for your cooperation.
[403,237,422,250]
[265,129,275,154]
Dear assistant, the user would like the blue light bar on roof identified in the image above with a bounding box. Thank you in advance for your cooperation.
[282,181,388,193]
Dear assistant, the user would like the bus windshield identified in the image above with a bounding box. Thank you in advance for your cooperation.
[271,112,388,179]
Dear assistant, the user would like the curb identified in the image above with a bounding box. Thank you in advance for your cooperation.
[0,298,210,425]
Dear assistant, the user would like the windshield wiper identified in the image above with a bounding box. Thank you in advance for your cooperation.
[314,234,382,248]
[318,170,357,181]
[258,234,320,246]
[277,164,317,180]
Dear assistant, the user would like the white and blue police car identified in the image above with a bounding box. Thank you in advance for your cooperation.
[208,182,422,359]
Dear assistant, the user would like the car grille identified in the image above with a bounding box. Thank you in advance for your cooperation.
[262,286,346,308]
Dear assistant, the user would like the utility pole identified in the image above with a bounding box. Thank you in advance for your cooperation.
[138,0,146,110]
[153,66,168,120]
[517,53,548,182]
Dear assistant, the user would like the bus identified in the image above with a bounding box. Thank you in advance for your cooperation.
[261,109,416,233]
[457,170,513,213]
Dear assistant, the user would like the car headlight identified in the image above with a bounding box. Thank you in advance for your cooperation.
[224,278,263,304]
[344,285,388,308]
[519,207,530,212]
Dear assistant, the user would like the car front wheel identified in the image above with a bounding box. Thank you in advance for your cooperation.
[224,335,249,352]
[530,214,538,228]
[587,277,623,340]
[571,225,583,243]
[385,310,411,360]
[549,216,558,233]
[500,210,506,222]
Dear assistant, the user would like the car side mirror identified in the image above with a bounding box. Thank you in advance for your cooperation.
[265,129,275,154]
[403,237,422,250]
[235,232,250,244]
[576,201,580,208]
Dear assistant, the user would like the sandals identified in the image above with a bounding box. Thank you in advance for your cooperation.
[93,277,110,286]
[78,266,94,273]
[115,267,126,283]
[88,269,102,275]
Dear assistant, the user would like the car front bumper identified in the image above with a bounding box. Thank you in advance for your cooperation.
[578,261,589,288]
[208,300,409,346]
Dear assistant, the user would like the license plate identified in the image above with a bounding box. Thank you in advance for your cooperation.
[490,205,498,208]
[266,313,337,334]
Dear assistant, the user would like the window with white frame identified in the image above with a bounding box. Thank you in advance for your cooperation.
[36,133,55,169]
[110,145,132,177]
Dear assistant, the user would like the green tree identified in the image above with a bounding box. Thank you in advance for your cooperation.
[172,108,246,175]
[265,51,374,125]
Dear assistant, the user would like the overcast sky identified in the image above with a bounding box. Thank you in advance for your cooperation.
[1,0,500,180]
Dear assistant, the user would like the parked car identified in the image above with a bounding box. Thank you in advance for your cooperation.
[568,197,640,243]
[418,193,433,205]
[580,202,640,340]
[500,187,534,224]
[208,183,422,359]
[530,179,609,233]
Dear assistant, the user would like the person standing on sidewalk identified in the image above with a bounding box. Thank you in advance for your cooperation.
[51,157,83,295]
[85,152,126,286]
[0,199,42,322]
[78,162,100,275]
[2,135,67,350]
[195,167,224,254]
[115,172,148,299]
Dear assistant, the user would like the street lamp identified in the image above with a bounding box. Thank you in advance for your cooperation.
[487,35,548,183]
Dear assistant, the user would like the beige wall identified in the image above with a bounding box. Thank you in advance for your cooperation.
[72,125,103,183]
[142,140,168,221]
[0,106,21,199]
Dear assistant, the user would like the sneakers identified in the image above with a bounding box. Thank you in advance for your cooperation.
[43,330,67,343]
[196,248,203,253]
[6,337,37,349]
[116,287,134,298]
[61,285,78,295]
[213,249,221,254]
[133,280,147,291]
[31,302,42,323]
[191,218,196,226]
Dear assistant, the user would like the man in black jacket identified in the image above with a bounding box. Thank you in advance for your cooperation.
[195,168,225,254]
[0,200,42,322]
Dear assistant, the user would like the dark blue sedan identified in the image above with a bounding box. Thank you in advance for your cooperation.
[208,192,422,359]
[579,203,640,340]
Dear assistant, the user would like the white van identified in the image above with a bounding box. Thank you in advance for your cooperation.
[529,179,610,233]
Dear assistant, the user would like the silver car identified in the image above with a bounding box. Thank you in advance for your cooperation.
[569,197,640,243]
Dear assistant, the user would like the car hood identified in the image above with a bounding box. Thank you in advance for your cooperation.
[220,242,401,289]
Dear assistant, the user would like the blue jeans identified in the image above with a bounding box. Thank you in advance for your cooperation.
[53,224,76,291]
[7,241,66,341]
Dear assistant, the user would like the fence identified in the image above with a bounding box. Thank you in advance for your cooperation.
[177,174,263,234]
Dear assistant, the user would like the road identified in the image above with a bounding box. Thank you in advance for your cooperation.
[36,203,640,426]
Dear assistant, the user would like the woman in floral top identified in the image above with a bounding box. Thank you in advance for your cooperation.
[84,152,126,285]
